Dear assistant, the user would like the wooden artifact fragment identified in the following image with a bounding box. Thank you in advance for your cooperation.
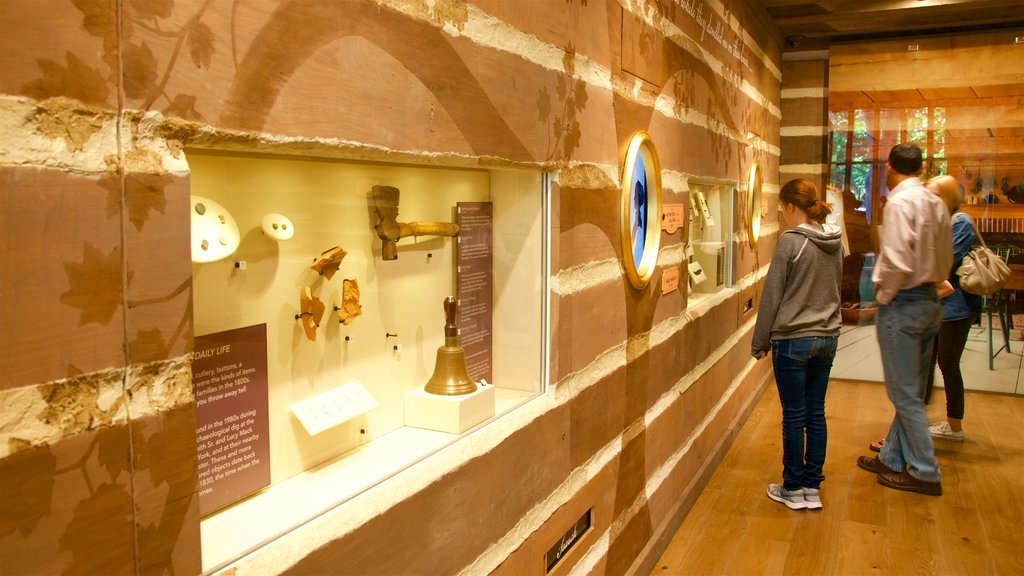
[297,286,326,341]
[311,246,348,279]
[371,185,460,260]
[338,279,363,325]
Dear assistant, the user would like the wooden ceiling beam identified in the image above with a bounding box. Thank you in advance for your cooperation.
[751,0,1024,39]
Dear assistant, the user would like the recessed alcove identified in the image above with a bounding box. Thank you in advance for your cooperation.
[186,149,548,571]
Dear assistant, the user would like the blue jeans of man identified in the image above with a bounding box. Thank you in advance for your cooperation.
[877,285,943,483]
[771,336,838,491]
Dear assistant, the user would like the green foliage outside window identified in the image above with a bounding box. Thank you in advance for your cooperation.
[828,106,948,207]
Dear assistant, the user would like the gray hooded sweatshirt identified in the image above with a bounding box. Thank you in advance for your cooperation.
[751,223,843,356]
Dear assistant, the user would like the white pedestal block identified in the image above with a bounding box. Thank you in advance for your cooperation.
[404,383,495,434]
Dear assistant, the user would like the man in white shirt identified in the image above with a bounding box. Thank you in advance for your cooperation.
[856,143,952,496]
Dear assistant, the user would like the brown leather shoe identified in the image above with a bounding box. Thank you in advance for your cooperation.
[857,455,896,475]
[877,470,942,496]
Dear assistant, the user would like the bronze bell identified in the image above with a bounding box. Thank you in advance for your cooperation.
[424,296,477,396]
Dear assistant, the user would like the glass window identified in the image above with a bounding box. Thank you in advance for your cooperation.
[851,109,873,162]
[829,111,849,164]
[850,162,873,212]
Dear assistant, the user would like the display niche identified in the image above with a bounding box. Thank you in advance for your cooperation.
[188,150,547,573]
[686,182,734,297]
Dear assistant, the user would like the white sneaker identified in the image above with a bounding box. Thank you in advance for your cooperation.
[803,487,822,510]
[767,483,806,510]
[929,421,964,441]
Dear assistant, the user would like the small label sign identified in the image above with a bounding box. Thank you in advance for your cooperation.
[544,508,592,573]
[662,267,680,294]
[291,381,379,436]
[662,204,685,233]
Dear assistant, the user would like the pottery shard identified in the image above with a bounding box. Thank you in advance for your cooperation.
[299,286,325,342]
[339,279,363,325]
[311,246,347,280]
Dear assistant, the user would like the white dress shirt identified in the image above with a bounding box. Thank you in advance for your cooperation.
[871,177,953,305]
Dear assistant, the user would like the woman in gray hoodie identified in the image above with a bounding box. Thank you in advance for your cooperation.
[752,179,843,511]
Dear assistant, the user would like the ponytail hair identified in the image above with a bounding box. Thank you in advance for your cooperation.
[780,179,832,224]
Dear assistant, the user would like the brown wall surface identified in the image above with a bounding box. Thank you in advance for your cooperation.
[0,1,782,574]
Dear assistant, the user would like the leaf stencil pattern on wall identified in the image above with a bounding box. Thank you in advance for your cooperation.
[60,243,126,327]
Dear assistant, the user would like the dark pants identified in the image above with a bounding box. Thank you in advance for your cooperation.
[771,336,838,491]
[925,315,975,419]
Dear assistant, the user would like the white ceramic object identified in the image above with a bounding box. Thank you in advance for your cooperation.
[261,213,294,240]
[191,195,240,263]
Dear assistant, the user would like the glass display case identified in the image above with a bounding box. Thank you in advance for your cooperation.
[687,182,734,298]
[187,150,547,571]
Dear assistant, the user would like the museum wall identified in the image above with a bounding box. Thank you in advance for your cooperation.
[0,1,781,574]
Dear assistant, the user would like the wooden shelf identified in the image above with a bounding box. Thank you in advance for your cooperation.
[961,204,1024,219]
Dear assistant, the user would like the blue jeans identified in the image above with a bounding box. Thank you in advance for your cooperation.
[771,336,838,491]
[876,285,943,482]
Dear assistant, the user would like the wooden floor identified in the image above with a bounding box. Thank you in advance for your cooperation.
[651,379,1024,576]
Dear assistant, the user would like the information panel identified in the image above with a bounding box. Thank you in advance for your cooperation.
[456,202,493,383]
[194,324,270,516]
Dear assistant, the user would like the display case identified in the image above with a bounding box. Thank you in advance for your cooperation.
[686,182,734,298]
[187,150,547,572]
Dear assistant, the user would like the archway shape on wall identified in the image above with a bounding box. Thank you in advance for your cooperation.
[220,0,531,161]
[621,131,663,290]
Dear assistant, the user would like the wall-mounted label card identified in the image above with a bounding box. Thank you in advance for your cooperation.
[194,324,271,516]
[662,267,680,294]
[291,381,379,436]
[662,204,685,233]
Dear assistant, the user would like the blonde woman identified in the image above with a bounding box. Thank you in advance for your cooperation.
[926,174,980,441]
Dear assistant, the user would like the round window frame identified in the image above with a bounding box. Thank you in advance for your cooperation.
[621,131,663,290]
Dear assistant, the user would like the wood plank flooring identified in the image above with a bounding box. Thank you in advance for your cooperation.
[651,379,1024,576]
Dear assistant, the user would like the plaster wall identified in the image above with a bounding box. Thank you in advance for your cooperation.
[0,1,781,574]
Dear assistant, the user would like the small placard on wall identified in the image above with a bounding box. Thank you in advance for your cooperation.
[662,203,685,233]
[291,381,379,436]
[544,508,592,573]
[662,266,680,294]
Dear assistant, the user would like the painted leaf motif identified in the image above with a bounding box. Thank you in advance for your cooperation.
[536,86,551,122]
[72,0,115,37]
[186,20,215,69]
[123,42,158,101]
[22,52,109,105]
[96,426,130,481]
[100,174,121,221]
[563,120,581,159]
[134,408,197,491]
[125,173,170,232]
[0,445,56,538]
[61,243,127,327]
[130,328,170,363]
[561,48,576,76]
[129,0,173,20]
[574,79,588,112]
[163,93,205,122]
[58,483,134,576]
[555,75,567,100]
